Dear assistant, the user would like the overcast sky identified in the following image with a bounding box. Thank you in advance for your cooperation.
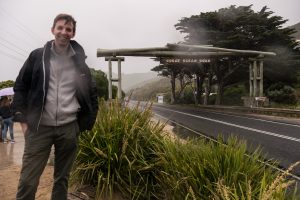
[0,0,299,82]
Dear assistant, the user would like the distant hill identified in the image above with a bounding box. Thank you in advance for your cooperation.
[290,22,300,39]
[109,72,160,92]
[127,77,171,101]
[125,76,162,92]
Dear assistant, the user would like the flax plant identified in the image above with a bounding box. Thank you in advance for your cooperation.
[211,162,299,200]
[71,99,165,199]
[156,137,288,199]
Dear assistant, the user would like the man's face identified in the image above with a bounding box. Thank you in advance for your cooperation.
[51,19,75,48]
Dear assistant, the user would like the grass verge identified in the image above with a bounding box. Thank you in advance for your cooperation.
[71,100,299,200]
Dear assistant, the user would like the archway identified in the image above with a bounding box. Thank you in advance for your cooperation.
[97,43,276,106]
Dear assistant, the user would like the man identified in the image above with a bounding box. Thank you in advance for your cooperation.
[12,14,98,200]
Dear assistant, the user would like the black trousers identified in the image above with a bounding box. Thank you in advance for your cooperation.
[16,121,79,200]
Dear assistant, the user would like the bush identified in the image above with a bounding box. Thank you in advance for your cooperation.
[71,100,166,199]
[266,83,297,105]
[157,137,285,199]
[177,87,196,104]
[223,85,247,106]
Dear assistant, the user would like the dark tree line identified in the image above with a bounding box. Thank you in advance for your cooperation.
[90,68,121,100]
[0,80,15,90]
[152,5,299,105]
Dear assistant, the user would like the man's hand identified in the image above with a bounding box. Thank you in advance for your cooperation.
[20,123,28,135]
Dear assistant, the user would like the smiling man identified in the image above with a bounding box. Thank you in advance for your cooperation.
[12,14,98,200]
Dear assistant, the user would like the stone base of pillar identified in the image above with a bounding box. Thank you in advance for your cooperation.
[242,96,269,107]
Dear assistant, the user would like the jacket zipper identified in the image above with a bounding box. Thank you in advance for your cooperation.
[56,64,59,126]
[36,46,47,132]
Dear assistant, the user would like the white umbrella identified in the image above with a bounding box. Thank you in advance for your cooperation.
[0,87,14,97]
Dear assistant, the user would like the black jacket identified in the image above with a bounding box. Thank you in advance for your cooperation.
[12,40,98,132]
[0,105,13,119]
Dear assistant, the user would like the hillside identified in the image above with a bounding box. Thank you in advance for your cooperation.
[109,72,159,92]
[127,77,171,101]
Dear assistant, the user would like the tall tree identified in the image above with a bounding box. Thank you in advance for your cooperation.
[175,5,298,104]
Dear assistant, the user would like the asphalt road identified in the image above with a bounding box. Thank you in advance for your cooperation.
[146,103,300,176]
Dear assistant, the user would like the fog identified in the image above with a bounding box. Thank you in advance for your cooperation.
[0,0,299,82]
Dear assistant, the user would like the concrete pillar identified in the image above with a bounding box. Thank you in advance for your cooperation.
[253,60,257,97]
[249,62,253,97]
[108,59,112,100]
[105,57,125,101]
[259,60,264,97]
[117,58,122,99]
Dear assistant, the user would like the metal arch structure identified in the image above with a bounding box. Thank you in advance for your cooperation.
[97,43,276,105]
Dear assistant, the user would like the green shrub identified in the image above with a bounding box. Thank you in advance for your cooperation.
[71,100,166,199]
[223,85,247,106]
[163,92,172,103]
[156,137,286,199]
[266,83,297,105]
[177,87,196,104]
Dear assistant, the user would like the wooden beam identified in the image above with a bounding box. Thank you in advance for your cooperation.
[166,43,276,56]
[97,50,254,57]
[98,47,169,57]
[105,57,125,61]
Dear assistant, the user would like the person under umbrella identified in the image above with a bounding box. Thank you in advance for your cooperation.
[0,96,14,143]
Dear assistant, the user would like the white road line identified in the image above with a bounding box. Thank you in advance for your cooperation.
[158,107,300,143]
[200,109,300,128]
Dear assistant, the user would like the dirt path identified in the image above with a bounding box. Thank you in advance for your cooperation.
[0,124,54,200]
[0,165,53,200]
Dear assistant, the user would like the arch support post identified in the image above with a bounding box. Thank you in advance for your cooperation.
[105,57,125,101]
[248,57,266,107]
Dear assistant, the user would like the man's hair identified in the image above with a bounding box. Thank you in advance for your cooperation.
[52,13,77,33]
